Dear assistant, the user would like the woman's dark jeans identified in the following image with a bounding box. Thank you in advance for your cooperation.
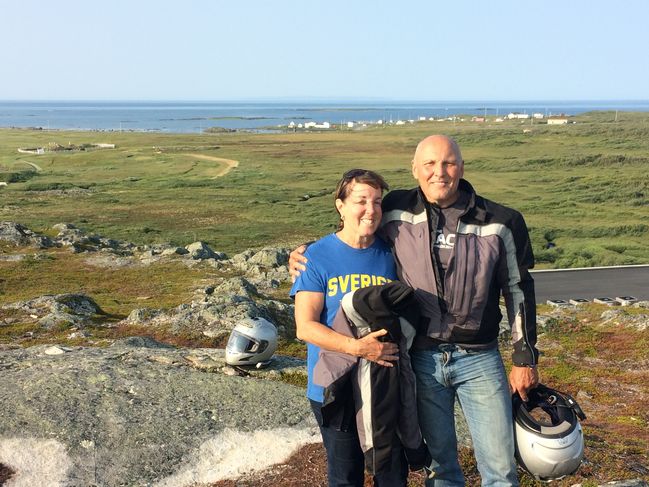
[310,399,408,487]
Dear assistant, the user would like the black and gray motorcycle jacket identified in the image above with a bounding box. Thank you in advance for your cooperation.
[380,179,539,366]
[313,281,431,475]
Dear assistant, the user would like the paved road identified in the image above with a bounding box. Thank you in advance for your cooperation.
[531,265,649,303]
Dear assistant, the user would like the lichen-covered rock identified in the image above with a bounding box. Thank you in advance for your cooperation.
[2,294,106,329]
[185,241,222,260]
[0,344,312,487]
[0,221,53,248]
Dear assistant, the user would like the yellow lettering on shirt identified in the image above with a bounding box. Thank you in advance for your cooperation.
[360,274,371,288]
[328,278,338,296]
[350,274,360,292]
[327,274,392,296]
[338,275,350,293]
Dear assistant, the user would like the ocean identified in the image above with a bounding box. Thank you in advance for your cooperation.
[1,100,648,133]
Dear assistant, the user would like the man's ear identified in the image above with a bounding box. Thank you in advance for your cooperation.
[411,160,418,180]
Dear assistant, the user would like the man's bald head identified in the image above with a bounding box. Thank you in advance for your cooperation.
[411,135,464,207]
[414,135,463,164]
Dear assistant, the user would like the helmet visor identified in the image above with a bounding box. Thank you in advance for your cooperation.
[226,330,268,354]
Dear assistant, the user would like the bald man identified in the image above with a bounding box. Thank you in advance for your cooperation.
[291,135,539,486]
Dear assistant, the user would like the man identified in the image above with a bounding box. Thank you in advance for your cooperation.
[291,135,539,486]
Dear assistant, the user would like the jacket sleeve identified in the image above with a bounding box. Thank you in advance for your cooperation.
[500,211,539,367]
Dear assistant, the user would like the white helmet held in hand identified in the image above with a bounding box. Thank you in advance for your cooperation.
[225,317,278,367]
[513,384,586,481]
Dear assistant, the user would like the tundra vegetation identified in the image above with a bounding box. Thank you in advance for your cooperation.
[0,111,647,486]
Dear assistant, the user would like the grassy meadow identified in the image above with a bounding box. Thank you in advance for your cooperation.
[1,110,647,262]
[1,111,648,318]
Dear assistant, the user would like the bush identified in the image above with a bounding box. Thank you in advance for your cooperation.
[0,171,37,183]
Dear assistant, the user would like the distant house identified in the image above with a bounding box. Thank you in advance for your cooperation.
[314,122,330,129]
[17,147,45,154]
[288,121,296,128]
[347,121,355,128]
[395,120,406,125]
[547,116,569,125]
[304,122,316,129]
[495,117,504,122]
[533,113,544,119]
[506,112,530,119]
[419,116,427,121]
[471,116,486,122]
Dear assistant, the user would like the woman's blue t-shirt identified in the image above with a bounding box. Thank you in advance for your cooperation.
[290,234,397,402]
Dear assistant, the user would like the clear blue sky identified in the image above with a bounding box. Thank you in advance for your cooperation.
[2,0,647,101]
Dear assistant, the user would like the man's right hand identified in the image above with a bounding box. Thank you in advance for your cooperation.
[289,244,308,282]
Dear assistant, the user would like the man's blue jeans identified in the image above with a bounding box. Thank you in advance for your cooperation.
[310,399,408,487]
[411,345,518,487]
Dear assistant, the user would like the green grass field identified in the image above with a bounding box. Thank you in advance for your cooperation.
[1,111,648,314]
[1,111,647,264]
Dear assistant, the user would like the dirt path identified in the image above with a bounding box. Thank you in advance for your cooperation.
[187,154,239,177]
[18,160,43,172]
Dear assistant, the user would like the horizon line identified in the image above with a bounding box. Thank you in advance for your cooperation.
[2,97,649,104]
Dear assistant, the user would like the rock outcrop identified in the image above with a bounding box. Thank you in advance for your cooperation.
[1,294,106,329]
[0,343,315,487]
[0,222,53,249]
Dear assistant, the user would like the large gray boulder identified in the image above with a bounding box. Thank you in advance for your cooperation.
[0,344,314,487]
[0,221,53,248]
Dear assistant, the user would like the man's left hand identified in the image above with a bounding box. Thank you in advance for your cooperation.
[509,365,539,401]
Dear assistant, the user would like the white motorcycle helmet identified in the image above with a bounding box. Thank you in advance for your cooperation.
[513,384,587,480]
[225,317,277,367]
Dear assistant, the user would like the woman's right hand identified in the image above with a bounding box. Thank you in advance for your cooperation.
[354,329,399,367]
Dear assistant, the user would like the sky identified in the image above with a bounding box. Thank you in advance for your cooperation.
[1,0,648,101]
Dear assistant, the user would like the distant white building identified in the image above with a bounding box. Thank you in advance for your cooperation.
[304,122,316,129]
[376,119,383,125]
[547,117,569,125]
[314,122,330,129]
[506,112,530,119]
[288,121,296,128]
[395,120,406,125]
[495,117,504,122]
[347,121,355,128]
[419,116,427,121]
[533,113,544,119]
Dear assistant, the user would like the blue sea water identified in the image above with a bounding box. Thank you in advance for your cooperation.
[0,100,648,133]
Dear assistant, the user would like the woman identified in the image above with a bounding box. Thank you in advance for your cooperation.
[290,169,407,487]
